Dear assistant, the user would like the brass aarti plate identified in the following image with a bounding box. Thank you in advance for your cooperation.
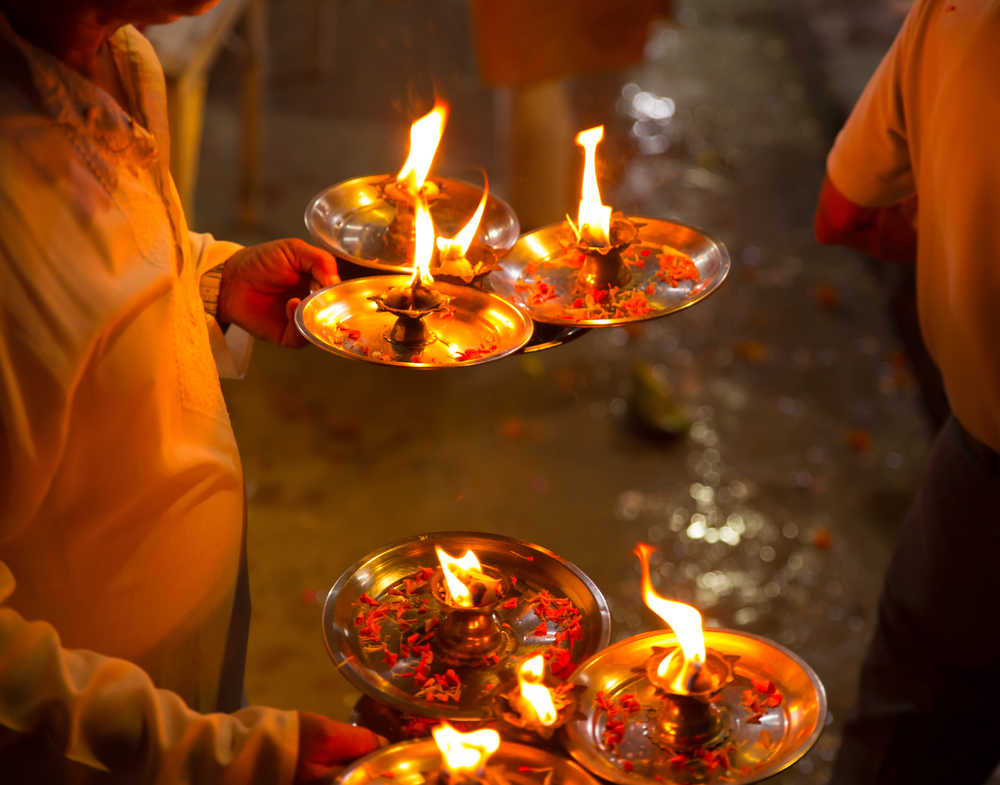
[337,738,601,785]
[489,219,730,327]
[324,532,611,721]
[295,277,533,368]
[562,630,826,785]
[305,175,520,274]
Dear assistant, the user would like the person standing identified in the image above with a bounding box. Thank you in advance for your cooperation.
[0,1,380,781]
[815,1,1000,782]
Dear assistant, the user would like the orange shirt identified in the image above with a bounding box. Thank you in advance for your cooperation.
[826,0,1000,451]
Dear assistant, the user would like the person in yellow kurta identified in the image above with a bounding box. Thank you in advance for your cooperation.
[0,1,380,781]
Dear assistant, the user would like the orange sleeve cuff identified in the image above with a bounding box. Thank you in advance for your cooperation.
[814,173,917,263]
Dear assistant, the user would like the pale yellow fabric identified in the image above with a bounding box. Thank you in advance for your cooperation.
[827,0,1000,451]
[0,15,297,782]
[0,563,297,783]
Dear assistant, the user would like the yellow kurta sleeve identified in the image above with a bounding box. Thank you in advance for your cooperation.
[189,231,242,280]
[0,562,299,783]
[189,231,253,379]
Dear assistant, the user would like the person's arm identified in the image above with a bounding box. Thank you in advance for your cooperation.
[816,0,929,260]
[814,173,917,263]
[191,231,253,378]
[0,560,382,782]
[0,561,300,783]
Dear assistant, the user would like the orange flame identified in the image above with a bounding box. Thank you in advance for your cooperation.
[634,543,706,689]
[397,101,449,193]
[437,175,489,261]
[432,723,500,774]
[518,655,557,726]
[435,546,483,607]
[408,195,436,287]
[573,126,612,246]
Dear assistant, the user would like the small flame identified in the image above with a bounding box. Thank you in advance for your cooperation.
[397,101,449,193]
[518,655,558,726]
[437,174,489,260]
[634,543,706,689]
[574,126,612,246]
[432,723,500,774]
[408,195,436,287]
[435,546,483,607]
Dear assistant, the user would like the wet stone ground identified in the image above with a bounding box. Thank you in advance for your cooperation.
[193,1,943,783]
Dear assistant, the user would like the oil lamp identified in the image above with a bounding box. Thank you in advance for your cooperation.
[515,656,557,727]
[488,124,730,328]
[432,723,500,785]
[371,195,451,349]
[560,543,826,785]
[495,654,578,742]
[432,546,510,665]
[565,126,638,291]
[432,176,500,285]
[382,101,449,257]
[634,543,735,749]
[305,101,519,277]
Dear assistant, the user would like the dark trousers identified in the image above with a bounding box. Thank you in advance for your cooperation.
[830,416,1000,785]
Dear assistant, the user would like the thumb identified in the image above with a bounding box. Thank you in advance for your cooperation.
[282,298,307,348]
[301,715,383,762]
[321,724,383,761]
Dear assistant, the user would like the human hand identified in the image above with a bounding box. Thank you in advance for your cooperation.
[295,712,385,783]
[814,174,917,263]
[217,239,340,347]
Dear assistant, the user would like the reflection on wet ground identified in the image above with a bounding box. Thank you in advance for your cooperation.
[195,2,938,782]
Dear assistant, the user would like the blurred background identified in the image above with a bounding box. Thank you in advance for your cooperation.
[144,1,954,782]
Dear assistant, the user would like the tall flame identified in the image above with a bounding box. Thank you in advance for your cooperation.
[408,195,436,287]
[634,543,706,687]
[435,546,483,607]
[397,101,449,193]
[432,723,500,774]
[574,126,612,246]
[437,175,489,260]
[518,655,557,726]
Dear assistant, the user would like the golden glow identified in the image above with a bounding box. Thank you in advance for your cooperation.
[523,234,549,259]
[634,543,706,688]
[315,304,340,325]
[408,195,436,287]
[432,723,500,773]
[518,655,557,726]
[435,546,483,607]
[491,310,514,329]
[397,101,449,193]
[437,175,489,260]
[574,126,612,246]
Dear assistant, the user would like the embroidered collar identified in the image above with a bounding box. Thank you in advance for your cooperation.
[0,12,156,162]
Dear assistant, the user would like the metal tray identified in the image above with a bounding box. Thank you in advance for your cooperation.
[295,277,533,368]
[306,175,520,274]
[337,738,601,785]
[489,219,730,327]
[562,630,826,785]
[324,531,612,721]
